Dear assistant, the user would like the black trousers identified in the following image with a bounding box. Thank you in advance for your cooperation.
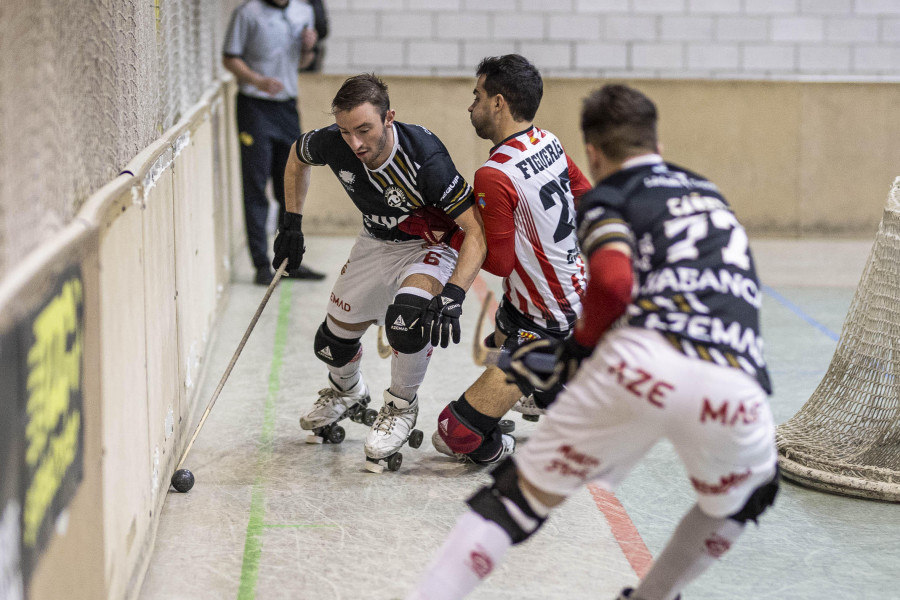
[236,94,302,271]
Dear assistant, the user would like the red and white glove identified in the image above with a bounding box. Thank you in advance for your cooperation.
[398,206,465,251]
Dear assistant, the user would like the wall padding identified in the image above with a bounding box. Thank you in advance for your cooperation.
[297,74,900,237]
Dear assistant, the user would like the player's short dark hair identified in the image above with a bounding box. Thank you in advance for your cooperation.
[476,54,543,122]
[332,73,391,120]
[580,84,658,162]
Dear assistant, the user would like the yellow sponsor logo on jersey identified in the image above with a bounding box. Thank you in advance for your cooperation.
[517,329,538,343]
[239,132,254,146]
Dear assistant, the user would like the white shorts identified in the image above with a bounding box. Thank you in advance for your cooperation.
[515,327,777,518]
[326,233,458,326]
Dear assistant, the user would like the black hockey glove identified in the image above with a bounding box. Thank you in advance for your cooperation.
[272,212,305,272]
[553,335,594,388]
[423,283,465,348]
[505,336,593,400]
[505,339,560,395]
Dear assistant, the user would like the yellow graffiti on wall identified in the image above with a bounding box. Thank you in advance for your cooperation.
[22,278,83,547]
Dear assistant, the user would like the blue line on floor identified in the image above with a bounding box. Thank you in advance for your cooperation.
[762,284,839,342]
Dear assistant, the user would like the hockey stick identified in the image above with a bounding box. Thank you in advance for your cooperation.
[173,258,288,475]
[376,326,392,358]
[472,291,496,366]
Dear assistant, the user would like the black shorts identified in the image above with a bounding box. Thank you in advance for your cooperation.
[494,296,570,351]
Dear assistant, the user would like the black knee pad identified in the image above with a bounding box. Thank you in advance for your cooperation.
[384,293,429,354]
[729,465,780,524]
[313,321,361,367]
[466,457,546,545]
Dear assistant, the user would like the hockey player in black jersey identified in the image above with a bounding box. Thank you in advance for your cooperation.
[408,84,778,599]
[273,74,487,472]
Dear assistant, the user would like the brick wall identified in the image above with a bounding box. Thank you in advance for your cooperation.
[319,0,900,80]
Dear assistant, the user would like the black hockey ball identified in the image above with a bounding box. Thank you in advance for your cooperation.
[171,468,195,493]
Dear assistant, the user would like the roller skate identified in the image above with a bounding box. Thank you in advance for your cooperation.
[511,394,545,422]
[300,375,377,444]
[363,390,424,473]
[431,420,516,464]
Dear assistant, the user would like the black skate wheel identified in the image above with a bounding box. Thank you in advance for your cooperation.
[523,414,540,423]
[363,408,378,426]
[387,453,403,471]
[327,425,346,444]
[408,429,424,449]
[347,405,361,423]
[499,419,516,434]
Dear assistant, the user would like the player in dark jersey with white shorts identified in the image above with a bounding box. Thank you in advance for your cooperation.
[408,84,779,599]
[274,74,487,472]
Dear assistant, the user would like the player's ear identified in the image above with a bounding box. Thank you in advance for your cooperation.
[384,109,396,128]
[584,142,604,183]
[492,94,504,113]
[584,142,599,166]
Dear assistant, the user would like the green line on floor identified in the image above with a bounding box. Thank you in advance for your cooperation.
[262,524,340,529]
[237,282,293,600]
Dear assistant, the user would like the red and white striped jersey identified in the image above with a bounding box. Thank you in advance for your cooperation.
[477,126,592,333]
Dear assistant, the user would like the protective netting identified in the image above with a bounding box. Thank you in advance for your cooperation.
[776,177,900,502]
[0,0,240,282]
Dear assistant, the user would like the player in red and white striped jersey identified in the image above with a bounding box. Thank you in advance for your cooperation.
[430,55,591,464]
[477,122,590,330]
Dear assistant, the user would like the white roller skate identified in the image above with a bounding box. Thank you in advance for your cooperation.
[300,375,376,444]
[431,428,516,464]
[511,394,546,422]
[364,390,424,473]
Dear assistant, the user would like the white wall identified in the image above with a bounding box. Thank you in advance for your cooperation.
[321,0,900,80]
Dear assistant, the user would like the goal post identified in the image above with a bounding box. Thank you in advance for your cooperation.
[776,177,900,502]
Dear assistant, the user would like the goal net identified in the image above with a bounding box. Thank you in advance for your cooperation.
[776,177,900,502]
[0,0,240,282]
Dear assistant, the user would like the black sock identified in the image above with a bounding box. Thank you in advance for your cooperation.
[453,394,500,433]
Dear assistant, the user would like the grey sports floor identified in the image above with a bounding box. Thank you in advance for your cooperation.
[139,236,900,600]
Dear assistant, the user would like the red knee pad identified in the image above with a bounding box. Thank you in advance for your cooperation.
[437,404,484,454]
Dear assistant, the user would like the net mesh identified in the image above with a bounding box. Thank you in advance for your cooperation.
[0,0,239,282]
[776,177,900,502]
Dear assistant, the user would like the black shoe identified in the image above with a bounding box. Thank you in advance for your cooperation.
[288,264,326,280]
[254,268,274,286]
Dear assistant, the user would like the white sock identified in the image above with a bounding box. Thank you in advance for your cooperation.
[324,317,364,391]
[408,511,512,600]
[634,504,745,600]
[389,343,432,401]
[327,351,362,391]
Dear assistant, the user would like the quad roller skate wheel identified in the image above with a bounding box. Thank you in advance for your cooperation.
[326,425,346,444]
[364,453,403,473]
[307,424,346,444]
[362,408,378,426]
[522,414,540,423]
[499,419,516,434]
[387,453,403,471]
[408,429,424,449]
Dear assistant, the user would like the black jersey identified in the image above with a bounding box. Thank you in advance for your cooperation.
[295,121,474,241]
[577,158,771,394]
